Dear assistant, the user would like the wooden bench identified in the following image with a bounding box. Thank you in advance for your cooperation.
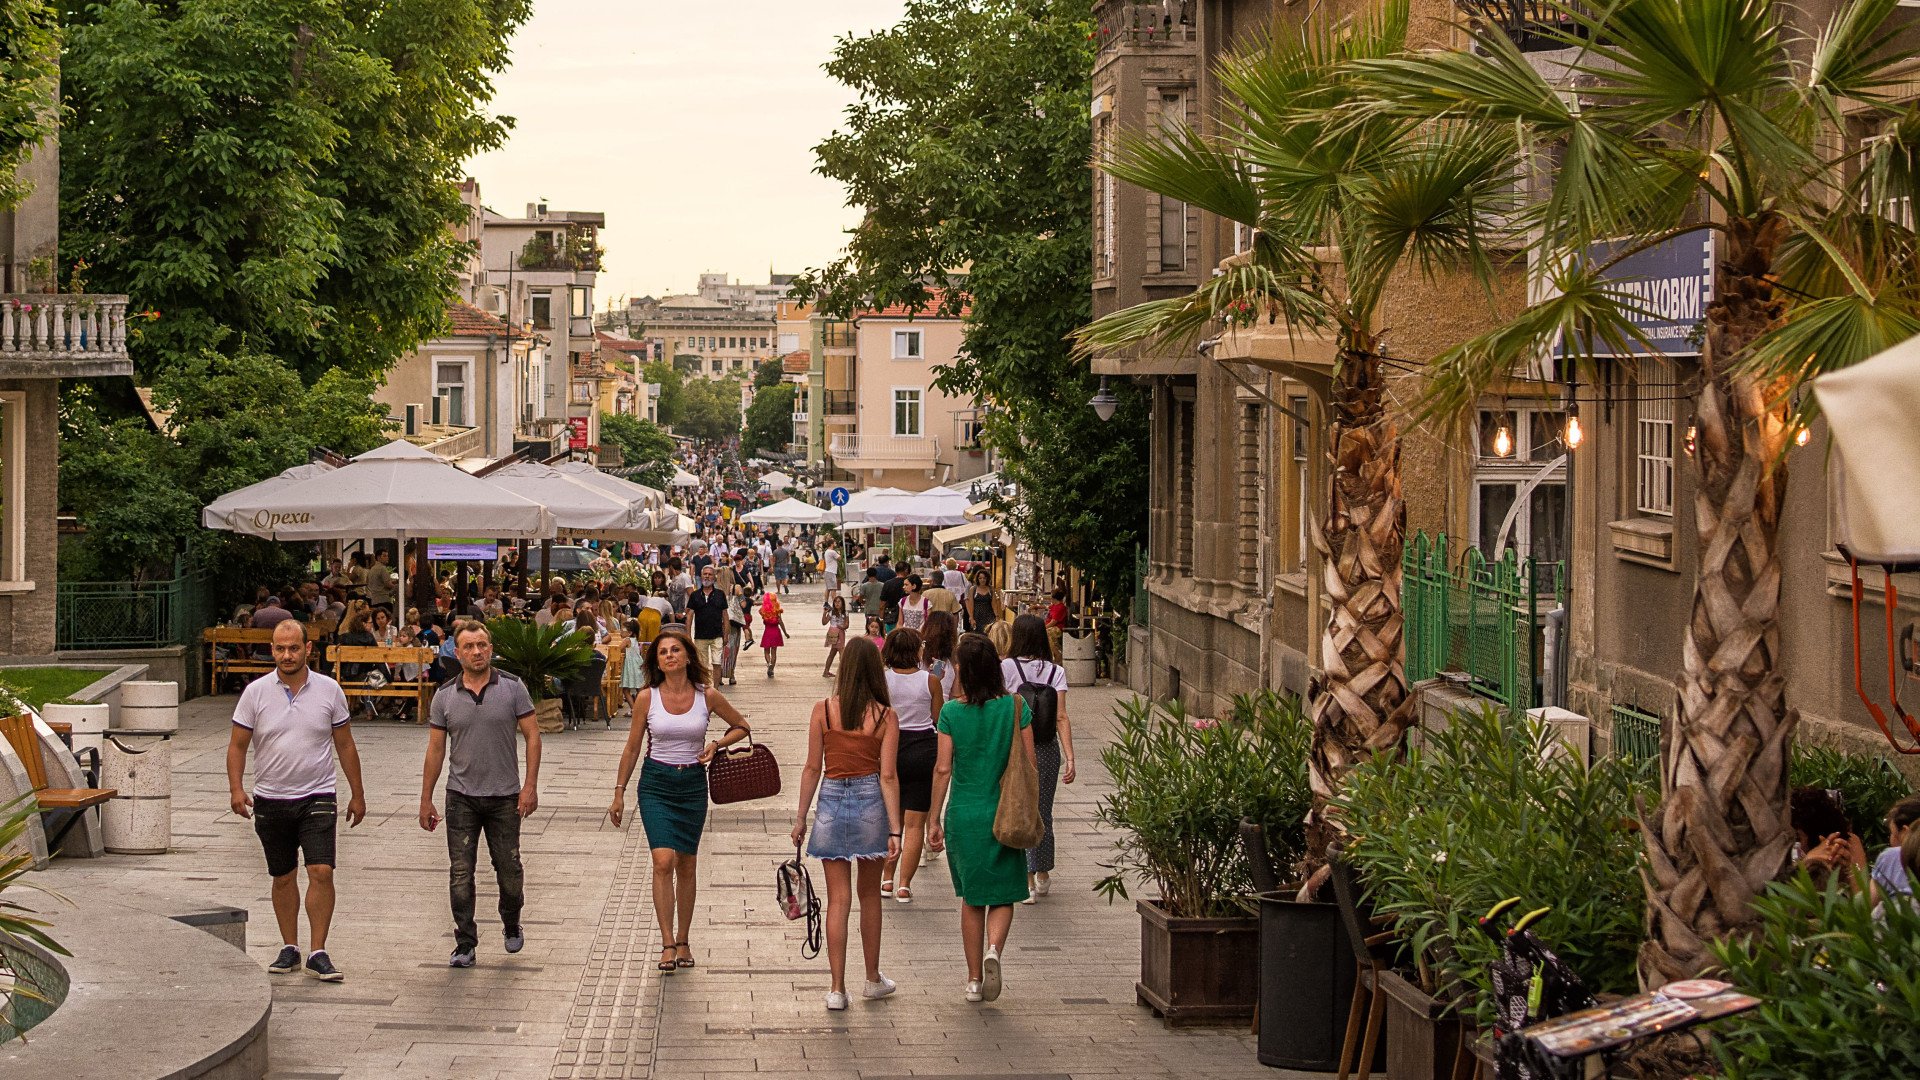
[0,713,115,853]
[326,645,439,721]
[204,623,331,689]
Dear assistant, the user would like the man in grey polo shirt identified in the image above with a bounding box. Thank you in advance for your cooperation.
[419,620,541,968]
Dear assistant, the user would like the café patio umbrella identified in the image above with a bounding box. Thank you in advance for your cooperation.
[200,461,335,529]
[741,497,828,525]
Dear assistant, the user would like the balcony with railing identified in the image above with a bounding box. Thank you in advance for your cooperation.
[823,389,857,416]
[0,294,133,376]
[1095,1,1196,54]
[829,433,940,466]
[819,322,856,350]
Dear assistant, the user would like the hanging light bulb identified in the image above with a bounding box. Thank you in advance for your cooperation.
[1684,422,1698,455]
[1795,424,1811,448]
[1492,421,1514,458]
[1564,405,1583,450]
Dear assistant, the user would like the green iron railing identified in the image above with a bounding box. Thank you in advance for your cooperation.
[55,562,215,651]
[1132,545,1149,627]
[1402,532,1563,710]
[1610,704,1663,762]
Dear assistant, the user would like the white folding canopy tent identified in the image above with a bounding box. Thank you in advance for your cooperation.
[549,461,690,543]
[854,486,972,527]
[740,497,829,525]
[757,469,796,492]
[669,466,701,489]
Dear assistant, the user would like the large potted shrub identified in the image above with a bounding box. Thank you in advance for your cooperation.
[1333,705,1651,1080]
[1095,691,1311,1025]
[485,617,596,733]
[1,797,69,1043]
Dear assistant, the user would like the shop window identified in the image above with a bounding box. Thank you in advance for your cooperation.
[1472,405,1567,566]
[1636,357,1676,517]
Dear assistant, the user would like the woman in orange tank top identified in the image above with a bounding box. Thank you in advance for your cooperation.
[791,637,901,1012]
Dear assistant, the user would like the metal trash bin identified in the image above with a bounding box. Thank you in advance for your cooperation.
[101,733,172,854]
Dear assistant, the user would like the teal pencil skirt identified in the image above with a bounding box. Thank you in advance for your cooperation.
[638,758,709,854]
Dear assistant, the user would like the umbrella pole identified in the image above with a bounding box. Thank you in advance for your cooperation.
[414,538,433,615]
[517,540,529,605]
[540,539,553,602]
[396,541,407,622]
[457,561,470,618]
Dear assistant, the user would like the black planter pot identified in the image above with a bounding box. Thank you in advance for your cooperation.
[1256,891,1367,1071]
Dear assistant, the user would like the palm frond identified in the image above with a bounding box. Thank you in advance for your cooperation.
[1072,257,1329,360]
[1105,122,1261,228]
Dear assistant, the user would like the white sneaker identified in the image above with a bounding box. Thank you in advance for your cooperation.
[981,946,1003,1001]
[1034,874,1051,897]
[965,980,984,1002]
[825,990,849,1011]
[863,974,896,999]
[1020,893,1037,905]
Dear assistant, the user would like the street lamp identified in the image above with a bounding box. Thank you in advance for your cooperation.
[1089,376,1119,422]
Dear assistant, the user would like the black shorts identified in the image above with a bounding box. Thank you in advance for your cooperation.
[897,728,937,813]
[253,793,338,878]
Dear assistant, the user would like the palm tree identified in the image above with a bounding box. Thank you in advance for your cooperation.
[1359,0,1920,983]
[1075,0,1516,862]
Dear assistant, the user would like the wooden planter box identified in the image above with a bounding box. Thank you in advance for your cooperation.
[1135,898,1259,1026]
[1377,968,1465,1080]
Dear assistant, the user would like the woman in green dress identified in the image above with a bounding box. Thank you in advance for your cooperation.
[928,632,1032,1003]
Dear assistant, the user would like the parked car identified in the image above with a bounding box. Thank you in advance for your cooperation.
[942,545,993,576]
[519,544,599,581]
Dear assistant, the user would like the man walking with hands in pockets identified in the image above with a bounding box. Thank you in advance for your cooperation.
[420,620,542,968]
[227,618,367,982]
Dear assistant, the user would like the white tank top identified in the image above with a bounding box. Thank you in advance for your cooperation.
[646,686,711,765]
[886,668,935,732]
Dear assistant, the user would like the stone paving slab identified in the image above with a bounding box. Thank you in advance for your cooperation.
[35,580,1304,1080]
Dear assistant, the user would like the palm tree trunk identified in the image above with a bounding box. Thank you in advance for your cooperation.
[1639,213,1796,987]
[1306,336,1414,864]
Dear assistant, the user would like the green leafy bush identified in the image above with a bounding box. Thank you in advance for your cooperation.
[1710,871,1920,1079]
[1789,743,1911,847]
[1,796,70,1043]
[1333,705,1652,1023]
[1094,691,1311,918]
[484,617,595,703]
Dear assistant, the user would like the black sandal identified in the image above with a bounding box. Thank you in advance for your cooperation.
[659,941,678,974]
[675,941,695,969]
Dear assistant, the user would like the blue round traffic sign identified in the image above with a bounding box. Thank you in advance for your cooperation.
[829,487,851,507]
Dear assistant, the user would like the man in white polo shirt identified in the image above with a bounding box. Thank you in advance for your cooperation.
[227,619,367,982]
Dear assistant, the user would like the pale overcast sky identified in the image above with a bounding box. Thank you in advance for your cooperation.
[467,0,907,309]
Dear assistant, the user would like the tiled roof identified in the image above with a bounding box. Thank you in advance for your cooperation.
[445,301,521,338]
[850,288,969,320]
[781,351,811,374]
[597,333,650,354]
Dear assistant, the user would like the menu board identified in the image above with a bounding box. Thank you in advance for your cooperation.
[1523,984,1760,1059]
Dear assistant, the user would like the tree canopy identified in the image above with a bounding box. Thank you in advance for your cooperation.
[673,377,742,444]
[741,383,795,458]
[794,0,1145,597]
[597,412,676,489]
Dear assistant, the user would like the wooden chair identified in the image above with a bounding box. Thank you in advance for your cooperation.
[600,644,625,724]
[327,645,439,722]
[0,714,115,853]
[202,627,279,689]
[1329,846,1399,1080]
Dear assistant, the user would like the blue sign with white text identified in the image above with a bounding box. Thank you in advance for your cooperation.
[1560,228,1714,358]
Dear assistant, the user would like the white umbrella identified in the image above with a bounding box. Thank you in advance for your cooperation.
[758,469,795,491]
[669,466,701,488]
[741,497,828,525]
[1815,337,1920,566]
[484,461,659,535]
[549,462,686,540]
[855,487,972,527]
[200,461,335,529]
[204,439,553,541]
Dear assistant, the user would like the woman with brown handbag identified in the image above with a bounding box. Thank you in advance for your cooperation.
[927,632,1035,1003]
[607,628,752,975]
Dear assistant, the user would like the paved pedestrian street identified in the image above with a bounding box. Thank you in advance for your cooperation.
[37,582,1302,1080]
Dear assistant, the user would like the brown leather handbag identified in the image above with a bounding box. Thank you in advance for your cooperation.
[707,734,782,804]
[992,697,1044,849]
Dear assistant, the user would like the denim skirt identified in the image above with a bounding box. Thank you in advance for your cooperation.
[806,774,889,862]
[638,758,708,855]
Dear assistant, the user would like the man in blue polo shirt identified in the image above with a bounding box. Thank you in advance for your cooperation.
[419,620,541,968]
[227,618,367,982]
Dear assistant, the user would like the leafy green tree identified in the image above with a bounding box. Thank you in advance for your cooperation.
[60,0,529,381]
[60,351,387,580]
[740,384,796,458]
[793,0,1146,598]
[597,412,676,489]
[641,359,685,424]
[673,377,741,444]
[752,357,783,389]
[0,0,57,216]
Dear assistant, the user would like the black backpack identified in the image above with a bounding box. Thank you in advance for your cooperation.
[1011,659,1059,745]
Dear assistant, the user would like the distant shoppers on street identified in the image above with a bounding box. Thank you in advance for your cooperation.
[822,593,850,678]
[774,538,793,595]
[759,590,787,677]
[881,628,942,904]
[873,552,895,581]
[418,621,541,968]
[879,569,908,635]
[942,559,968,604]
[608,628,752,975]
[855,567,885,620]
[227,619,367,983]
[965,569,1003,634]
[1045,586,1070,665]
[822,540,842,592]
[897,574,931,633]
[929,632,1032,1002]
[685,566,728,670]
[921,610,959,699]
[1002,615,1073,904]
[791,637,901,1011]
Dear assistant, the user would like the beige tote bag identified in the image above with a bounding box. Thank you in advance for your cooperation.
[992,696,1044,849]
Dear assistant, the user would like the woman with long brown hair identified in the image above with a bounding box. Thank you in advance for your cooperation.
[790,637,901,1011]
[880,628,942,904]
[608,627,752,975]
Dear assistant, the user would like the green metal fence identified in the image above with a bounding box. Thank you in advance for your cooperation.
[56,564,215,651]
[1132,546,1149,627]
[1610,704,1663,762]
[1402,532,1563,710]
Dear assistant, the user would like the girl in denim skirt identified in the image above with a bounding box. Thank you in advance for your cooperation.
[791,637,902,1011]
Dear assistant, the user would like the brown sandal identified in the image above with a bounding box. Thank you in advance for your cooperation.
[675,941,695,969]
[658,942,678,974]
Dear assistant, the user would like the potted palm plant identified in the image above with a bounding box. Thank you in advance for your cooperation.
[1095,691,1311,1026]
[1,797,69,1043]
[484,617,597,733]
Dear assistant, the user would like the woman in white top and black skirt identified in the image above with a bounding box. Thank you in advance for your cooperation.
[880,627,943,903]
[608,627,752,974]
[1001,614,1073,903]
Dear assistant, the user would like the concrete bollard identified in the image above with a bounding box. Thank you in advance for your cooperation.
[101,733,172,854]
[118,681,181,734]
[42,701,110,762]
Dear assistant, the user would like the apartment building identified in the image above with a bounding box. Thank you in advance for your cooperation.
[698,271,796,316]
[373,301,532,460]
[618,294,774,382]
[474,198,607,452]
[1087,0,1515,717]
[822,295,991,493]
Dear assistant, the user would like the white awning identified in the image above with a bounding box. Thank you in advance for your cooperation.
[933,518,1007,548]
[1816,334,1920,566]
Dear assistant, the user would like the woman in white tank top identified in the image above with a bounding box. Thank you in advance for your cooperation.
[880,628,943,903]
[609,628,752,975]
